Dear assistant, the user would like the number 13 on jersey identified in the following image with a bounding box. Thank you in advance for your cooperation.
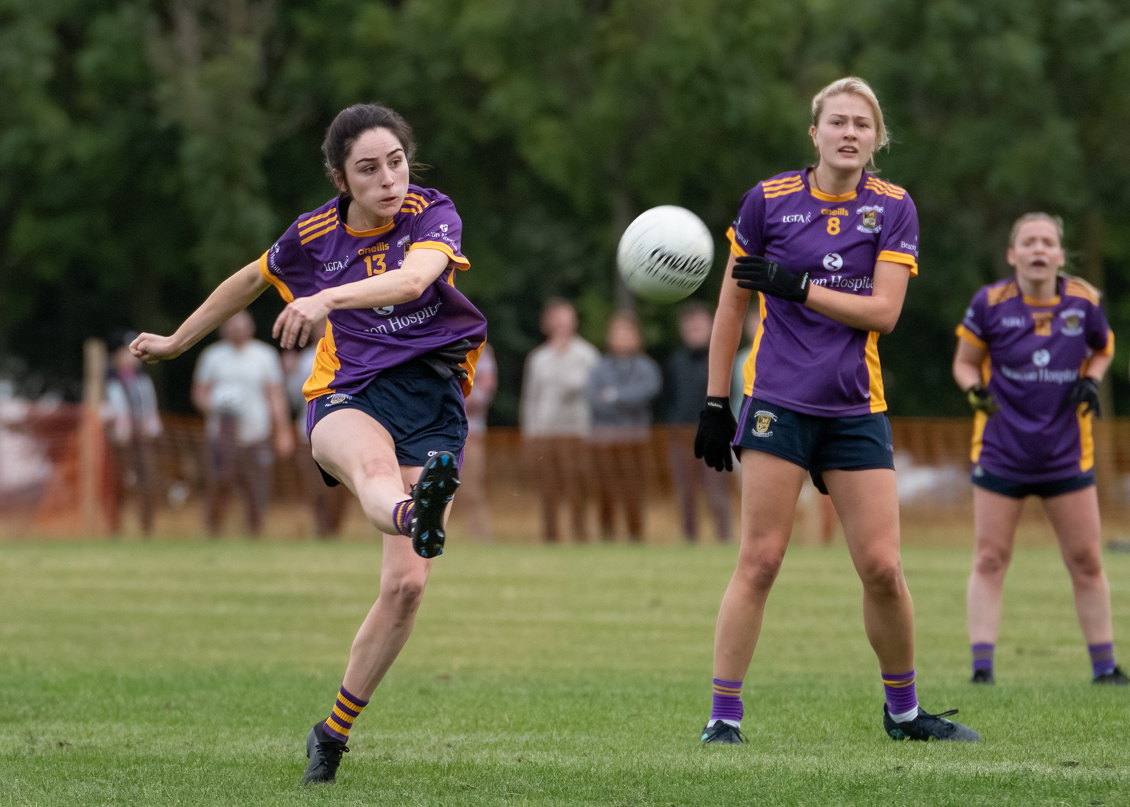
[364,254,386,276]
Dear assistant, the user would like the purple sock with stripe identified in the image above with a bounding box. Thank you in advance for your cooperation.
[1089,642,1116,677]
[882,670,918,720]
[972,643,994,673]
[710,678,744,724]
[392,499,414,537]
[322,685,369,743]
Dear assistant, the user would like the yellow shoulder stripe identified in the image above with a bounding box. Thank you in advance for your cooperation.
[297,209,336,234]
[300,220,338,245]
[764,185,804,199]
[1064,277,1101,306]
[762,176,802,190]
[986,281,1019,306]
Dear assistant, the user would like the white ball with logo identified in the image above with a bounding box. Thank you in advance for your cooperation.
[616,206,714,304]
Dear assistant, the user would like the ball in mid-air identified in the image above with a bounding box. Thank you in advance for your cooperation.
[616,206,714,304]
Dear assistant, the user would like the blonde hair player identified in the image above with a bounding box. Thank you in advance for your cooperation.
[694,77,980,743]
[130,103,489,783]
[954,213,1125,686]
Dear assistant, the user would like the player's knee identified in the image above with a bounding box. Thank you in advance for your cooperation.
[973,547,1011,577]
[858,557,904,599]
[381,572,428,614]
[1064,549,1103,582]
[735,550,784,593]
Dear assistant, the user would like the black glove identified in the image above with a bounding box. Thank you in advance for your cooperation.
[965,385,1000,417]
[694,396,736,472]
[1069,377,1101,417]
[732,255,811,303]
[419,339,473,381]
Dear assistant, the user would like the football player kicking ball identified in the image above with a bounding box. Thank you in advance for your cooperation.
[954,212,1126,686]
[695,77,979,744]
[131,104,489,783]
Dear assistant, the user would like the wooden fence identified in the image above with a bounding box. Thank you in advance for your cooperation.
[3,408,1130,542]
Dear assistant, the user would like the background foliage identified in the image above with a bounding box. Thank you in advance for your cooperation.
[3,0,1130,420]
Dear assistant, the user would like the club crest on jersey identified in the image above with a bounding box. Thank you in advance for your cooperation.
[752,410,777,438]
[1060,309,1085,336]
[856,205,884,233]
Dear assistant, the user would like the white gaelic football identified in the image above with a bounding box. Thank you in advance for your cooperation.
[617,206,714,304]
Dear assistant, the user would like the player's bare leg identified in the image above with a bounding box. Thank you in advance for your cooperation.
[824,468,914,674]
[341,464,437,697]
[1042,487,1113,645]
[311,409,414,535]
[967,488,1024,646]
[714,452,806,679]
[703,451,804,743]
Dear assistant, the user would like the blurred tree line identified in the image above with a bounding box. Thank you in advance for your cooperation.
[3,0,1130,421]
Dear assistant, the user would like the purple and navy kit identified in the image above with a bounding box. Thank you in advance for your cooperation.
[259,185,488,402]
[728,169,919,417]
[957,276,1114,483]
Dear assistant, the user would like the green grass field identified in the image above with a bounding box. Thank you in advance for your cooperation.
[1,540,1127,806]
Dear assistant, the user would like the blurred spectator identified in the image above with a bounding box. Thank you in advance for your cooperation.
[461,341,497,541]
[102,330,163,536]
[282,333,348,539]
[193,311,293,537]
[587,311,662,542]
[664,301,732,543]
[520,298,599,542]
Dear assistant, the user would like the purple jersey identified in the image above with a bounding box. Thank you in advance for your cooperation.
[258,185,488,400]
[729,169,919,416]
[957,276,1113,483]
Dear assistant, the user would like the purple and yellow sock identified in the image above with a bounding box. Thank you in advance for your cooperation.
[882,670,918,722]
[972,643,994,673]
[323,686,368,743]
[392,499,415,537]
[710,678,744,724]
[1089,642,1116,678]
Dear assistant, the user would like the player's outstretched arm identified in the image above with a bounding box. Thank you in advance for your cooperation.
[273,247,449,350]
[803,260,910,334]
[131,261,269,364]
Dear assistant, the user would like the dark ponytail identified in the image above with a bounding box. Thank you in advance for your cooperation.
[321,104,416,179]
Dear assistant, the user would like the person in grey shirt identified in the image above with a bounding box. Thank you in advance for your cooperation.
[588,311,662,542]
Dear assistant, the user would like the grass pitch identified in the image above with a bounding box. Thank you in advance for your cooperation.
[0,539,1127,806]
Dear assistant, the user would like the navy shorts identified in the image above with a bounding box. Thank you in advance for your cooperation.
[971,466,1095,499]
[307,361,468,487]
[734,397,895,494]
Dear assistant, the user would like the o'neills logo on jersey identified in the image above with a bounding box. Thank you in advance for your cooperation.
[358,244,389,255]
[325,393,353,406]
[821,207,849,216]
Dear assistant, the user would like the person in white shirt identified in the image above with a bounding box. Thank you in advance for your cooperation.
[193,311,293,536]
[520,298,599,542]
